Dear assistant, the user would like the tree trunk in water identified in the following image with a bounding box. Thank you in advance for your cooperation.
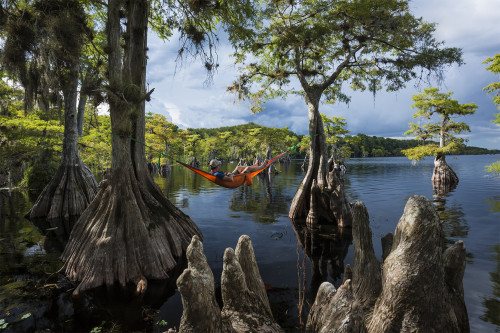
[289,91,352,227]
[431,153,458,192]
[60,0,202,295]
[28,62,97,221]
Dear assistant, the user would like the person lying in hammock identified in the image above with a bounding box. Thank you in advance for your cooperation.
[209,158,269,182]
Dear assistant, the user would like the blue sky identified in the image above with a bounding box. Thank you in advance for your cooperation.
[145,0,500,150]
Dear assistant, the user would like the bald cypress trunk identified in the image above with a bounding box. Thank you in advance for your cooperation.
[431,126,459,192]
[28,61,97,221]
[289,89,352,227]
[60,0,201,295]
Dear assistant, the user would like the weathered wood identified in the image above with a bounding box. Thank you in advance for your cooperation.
[327,168,353,227]
[173,235,282,333]
[306,280,367,333]
[351,201,382,312]
[306,179,320,227]
[306,195,468,332]
[60,0,202,295]
[235,235,272,317]
[381,233,393,262]
[221,246,282,333]
[367,195,468,333]
[28,60,98,221]
[177,235,230,333]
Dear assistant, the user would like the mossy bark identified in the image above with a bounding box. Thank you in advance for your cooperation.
[59,0,201,294]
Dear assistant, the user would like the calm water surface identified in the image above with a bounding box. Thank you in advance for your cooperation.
[0,154,498,332]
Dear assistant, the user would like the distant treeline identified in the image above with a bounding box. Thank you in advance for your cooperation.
[339,133,499,158]
[188,124,499,158]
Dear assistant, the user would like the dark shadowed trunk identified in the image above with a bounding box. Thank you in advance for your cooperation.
[60,0,202,295]
[28,62,98,221]
[289,89,352,227]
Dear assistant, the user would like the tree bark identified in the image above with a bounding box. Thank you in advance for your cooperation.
[431,153,458,192]
[367,195,468,332]
[306,195,469,332]
[175,235,282,333]
[60,0,202,295]
[351,201,382,312]
[289,90,352,227]
[28,61,98,221]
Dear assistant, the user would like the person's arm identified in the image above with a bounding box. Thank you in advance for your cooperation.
[214,171,233,182]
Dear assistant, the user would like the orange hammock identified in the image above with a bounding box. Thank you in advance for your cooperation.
[178,152,287,189]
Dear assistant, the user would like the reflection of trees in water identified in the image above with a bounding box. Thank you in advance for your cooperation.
[432,190,469,244]
[30,216,77,253]
[228,175,290,224]
[432,181,457,198]
[481,244,500,328]
[290,219,352,324]
[1,191,181,332]
[487,196,500,213]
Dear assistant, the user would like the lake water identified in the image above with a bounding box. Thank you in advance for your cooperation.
[1,154,499,332]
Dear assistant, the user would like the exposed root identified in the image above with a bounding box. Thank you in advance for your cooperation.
[29,161,97,220]
[60,168,202,294]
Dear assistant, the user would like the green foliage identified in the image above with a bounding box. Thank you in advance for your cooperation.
[20,151,59,190]
[484,54,500,109]
[0,111,63,184]
[228,0,463,112]
[79,110,112,174]
[403,87,477,161]
[149,0,258,81]
[486,161,500,174]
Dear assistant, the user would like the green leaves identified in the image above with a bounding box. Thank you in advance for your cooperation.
[483,54,500,109]
[403,87,477,161]
[227,0,464,119]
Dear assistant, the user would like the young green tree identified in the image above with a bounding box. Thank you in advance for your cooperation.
[483,54,500,173]
[228,0,462,225]
[402,87,477,187]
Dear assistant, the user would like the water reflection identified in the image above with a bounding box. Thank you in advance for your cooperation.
[487,196,500,213]
[480,244,500,327]
[290,219,352,303]
[30,217,77,253]
[228,174,290,224]
[433,182,458,197]
[432,191,469,245]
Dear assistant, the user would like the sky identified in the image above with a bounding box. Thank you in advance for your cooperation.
[144,0,500,150]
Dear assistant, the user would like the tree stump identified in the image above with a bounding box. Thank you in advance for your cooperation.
[177,235,230,333]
